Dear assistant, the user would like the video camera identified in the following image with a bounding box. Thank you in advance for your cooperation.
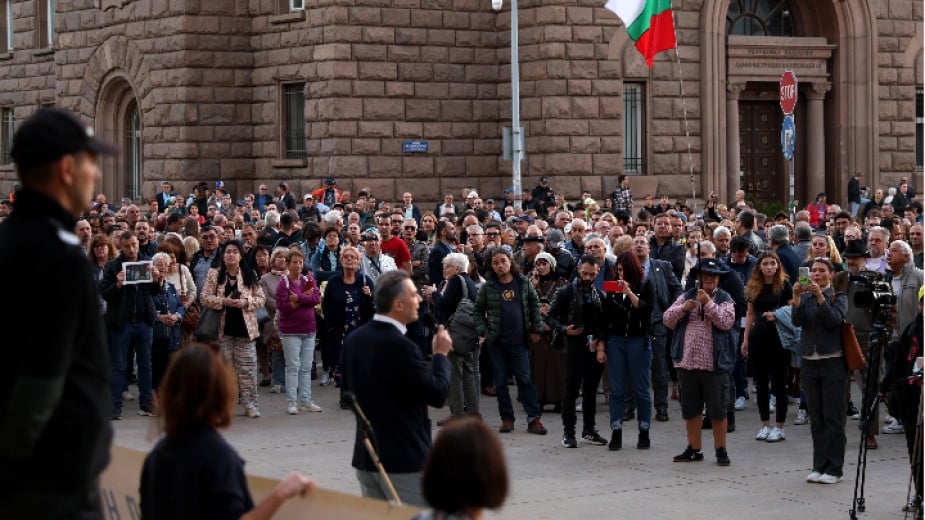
[851,271,896,316]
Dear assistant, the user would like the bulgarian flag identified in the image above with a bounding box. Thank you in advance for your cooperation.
[605,0,677,68]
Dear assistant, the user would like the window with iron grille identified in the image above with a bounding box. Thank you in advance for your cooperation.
[623,83,646,175]
[2,1,12,53]
[125,102,142,200]
[36,0,54,48]
[282,83,306,160]
[916,89,923,171]
[1,107,13,164]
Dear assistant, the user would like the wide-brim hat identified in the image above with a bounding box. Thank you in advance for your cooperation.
[689,257,729,276]
[842,239,869,258]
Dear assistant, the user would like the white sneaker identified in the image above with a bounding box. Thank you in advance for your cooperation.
[320,373,331,386]
[755,426,771,441]
[300,401,322,413]
[270,385,284,394]
[794,409,809,425]
[245,405,261,419]
[882,419,905,434]
[734,396,746,411]
[766,427,785,442]
[575,402,583,412]
[122,389,136,402]
[769,395,776,413]
[816,473,843,484]
[806,471,822,483]
[287,403,299,415]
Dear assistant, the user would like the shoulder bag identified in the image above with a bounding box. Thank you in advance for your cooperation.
[180,272,201,335]
[832,294,866,371]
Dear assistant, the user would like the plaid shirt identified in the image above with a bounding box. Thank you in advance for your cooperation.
[612,186,633,212]
[663,295,736,371]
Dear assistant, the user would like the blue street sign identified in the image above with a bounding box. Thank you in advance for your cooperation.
[781,115,795,161]
[402,140,429,153]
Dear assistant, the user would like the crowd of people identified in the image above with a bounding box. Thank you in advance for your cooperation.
[40,170,920,481]
[4,106,924,512]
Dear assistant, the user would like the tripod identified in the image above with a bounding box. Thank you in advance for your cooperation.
[902,375,923,520]
[849,323,887,519]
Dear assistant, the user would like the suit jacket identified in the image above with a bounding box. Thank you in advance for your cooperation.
[343,320,451,473]
[645,257,682,325]
[428,240,454,287]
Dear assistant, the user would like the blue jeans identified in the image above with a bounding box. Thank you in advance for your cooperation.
[490,341,542,422]
[271,350,285,386]
[110,322,153,410]
[606,335,651,431]
[280,333,316,404]
[733,328,748,399]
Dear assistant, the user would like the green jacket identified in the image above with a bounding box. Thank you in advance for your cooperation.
[472,274,543,346]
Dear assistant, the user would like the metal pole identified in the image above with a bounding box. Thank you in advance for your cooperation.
[789,158,795,219]
[511,0,522,211]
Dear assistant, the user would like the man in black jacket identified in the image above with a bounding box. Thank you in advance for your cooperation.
[101,230,161,419]
[342,270,452,507]
[0,107,116,517]
[548,255,608,448]
[650,213,686,280]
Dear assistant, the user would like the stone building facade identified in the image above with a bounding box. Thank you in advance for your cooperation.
[0,0,921,207]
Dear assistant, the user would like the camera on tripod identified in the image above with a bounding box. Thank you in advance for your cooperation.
[851,271,897,316]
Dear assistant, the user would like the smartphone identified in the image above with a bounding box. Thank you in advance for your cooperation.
[799,266,810,286]
[603,280,625,293]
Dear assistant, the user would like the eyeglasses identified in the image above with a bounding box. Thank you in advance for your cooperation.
[404,226,417,230]
[485,232,501,237]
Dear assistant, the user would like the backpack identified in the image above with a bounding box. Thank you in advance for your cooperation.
[447,275,478,354]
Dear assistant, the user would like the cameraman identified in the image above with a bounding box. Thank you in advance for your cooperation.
[880,288,923,508]
[833,240,879,448]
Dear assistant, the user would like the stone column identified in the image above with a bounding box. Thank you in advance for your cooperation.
[725,83,745,204]
[805,82,831,204]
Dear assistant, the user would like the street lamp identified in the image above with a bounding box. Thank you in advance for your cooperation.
[494,0,522,210]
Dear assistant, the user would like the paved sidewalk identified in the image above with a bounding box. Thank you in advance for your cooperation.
[114,384,916,519]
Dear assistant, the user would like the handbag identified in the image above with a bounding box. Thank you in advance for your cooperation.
[255,305,270,325]
[842,321,866,371]
[829,294,866,371]
[195,307,222,343]
[153,319,172,343]
[179,273,201,334]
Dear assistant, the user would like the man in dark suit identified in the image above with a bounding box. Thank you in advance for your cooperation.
[629,234,682,422]
[342,270,452,507]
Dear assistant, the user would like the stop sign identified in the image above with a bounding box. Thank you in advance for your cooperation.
[779,70,798,115]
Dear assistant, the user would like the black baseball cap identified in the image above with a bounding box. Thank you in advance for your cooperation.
[11,108,118,172]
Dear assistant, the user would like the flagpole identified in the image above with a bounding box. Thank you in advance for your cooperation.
[669,9,696,204]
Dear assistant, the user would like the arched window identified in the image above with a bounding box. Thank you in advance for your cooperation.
[124,101,142,200]
[726,0,794,37]
[96,74,141,201]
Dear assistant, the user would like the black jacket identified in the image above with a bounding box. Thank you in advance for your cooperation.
[343,320,451,473]
[546,280,605,341]
[101,251,160,329]
[0,190,112,502]
[602,278,655,338]
[649,236,685,281]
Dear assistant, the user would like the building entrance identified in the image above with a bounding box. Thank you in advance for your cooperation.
[738,100,785,206]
